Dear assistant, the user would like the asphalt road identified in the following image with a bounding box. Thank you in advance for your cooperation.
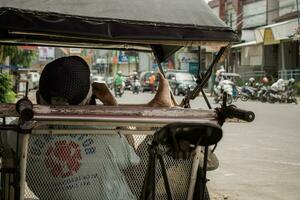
[118,91,300,200]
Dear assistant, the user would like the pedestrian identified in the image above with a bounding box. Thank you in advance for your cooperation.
[149,71,156,93]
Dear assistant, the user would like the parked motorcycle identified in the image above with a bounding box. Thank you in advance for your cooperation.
[240,85,258,101]
[286,88,298,104]
[267,79,286,103]
[257,85,269,103]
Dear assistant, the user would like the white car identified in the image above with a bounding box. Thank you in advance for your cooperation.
[92,75,106,84]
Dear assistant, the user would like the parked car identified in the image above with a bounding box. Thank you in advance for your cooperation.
[92,75,115,90]
[92,75,106,83]
[139,71,159,92]
[165,71,196,96]
[106,77,114,90]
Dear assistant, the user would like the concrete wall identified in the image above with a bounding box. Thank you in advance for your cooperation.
[279,0,300,16]
[267,0,279,24]
[243,0,267,28]
[138,52,152,72]
[241,44,263,66]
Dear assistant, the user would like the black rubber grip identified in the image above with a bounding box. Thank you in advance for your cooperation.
[226,105,255,122]
[16,98,34,121]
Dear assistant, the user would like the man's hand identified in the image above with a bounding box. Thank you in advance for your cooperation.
[92,82,118,106]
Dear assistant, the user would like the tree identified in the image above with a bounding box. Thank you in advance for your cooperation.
[0,73,16,103]
[0,45,37,67]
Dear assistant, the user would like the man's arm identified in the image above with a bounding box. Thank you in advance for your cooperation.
[92,82,118,106]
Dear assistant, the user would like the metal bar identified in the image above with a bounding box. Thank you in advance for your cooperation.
[187,146,202,200]
[8,174,11,200]
[297,0,300,27]
[152,152,157,200]
[197,45,212,110]
[140,146,157,200]
[201,146,209,200]
[32,129,157,135]
[18,134,29,200]
[0,125,18,131]
[158,154,173,200]
[32,117,215,127]
[0,104,216,119]
[1,170,4,200]
[200,89,212,109]
[25,82,29,98]
[15,129,20,200]
[197,46,201,78]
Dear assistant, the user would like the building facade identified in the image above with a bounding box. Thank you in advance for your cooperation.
[209,0,300,81]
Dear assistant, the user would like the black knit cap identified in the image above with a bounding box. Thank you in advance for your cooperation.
[39,56,91,105]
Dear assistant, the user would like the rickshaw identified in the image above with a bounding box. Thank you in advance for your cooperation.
[0,0,255,199]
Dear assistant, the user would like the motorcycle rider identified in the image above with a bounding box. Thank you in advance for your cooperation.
[114,70,124,97]
[132,71,140,94]
[132,71,139,81]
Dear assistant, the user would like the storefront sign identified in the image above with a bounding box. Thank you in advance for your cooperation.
[38,47,55,61]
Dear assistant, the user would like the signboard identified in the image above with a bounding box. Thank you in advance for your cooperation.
[38,47,55,61]
[264,28,280,45]
[178,52,198,63]
[118,55,128,64]
[70,48,82,54]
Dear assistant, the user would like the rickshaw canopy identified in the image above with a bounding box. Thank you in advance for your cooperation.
[0,0,239,62]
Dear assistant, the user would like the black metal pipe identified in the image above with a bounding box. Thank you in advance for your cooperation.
[158,154,173,200]
[201,146,209,200]
[200,89,212,109]
[197,46,201,79]
[152,153,156,200]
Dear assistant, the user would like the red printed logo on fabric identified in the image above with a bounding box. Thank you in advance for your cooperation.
[45,140,82,177]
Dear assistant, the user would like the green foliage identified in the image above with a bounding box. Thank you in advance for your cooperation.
[0,73,16,103]
[0,45,37,67]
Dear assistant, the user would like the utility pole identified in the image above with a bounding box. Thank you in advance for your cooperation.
[297,0,300,28]
[296,0,299,68]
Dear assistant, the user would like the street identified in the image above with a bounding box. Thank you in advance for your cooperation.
[116,91,300,200]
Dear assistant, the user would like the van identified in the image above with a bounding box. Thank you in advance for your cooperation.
[27,72,40,90]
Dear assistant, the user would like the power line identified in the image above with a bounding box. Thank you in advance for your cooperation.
[243,3,298,20]
[222,2,298,26]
